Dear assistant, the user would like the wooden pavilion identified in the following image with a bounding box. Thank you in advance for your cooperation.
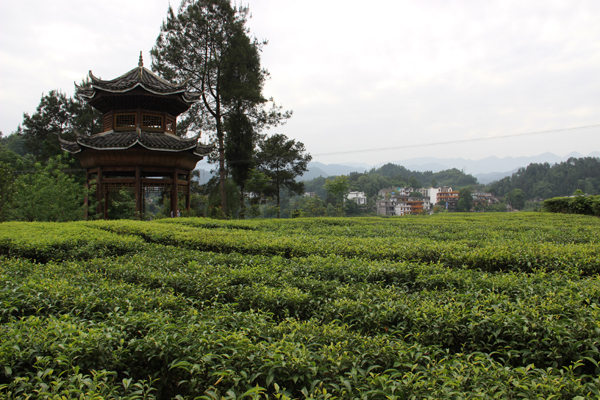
[61,53,213,219]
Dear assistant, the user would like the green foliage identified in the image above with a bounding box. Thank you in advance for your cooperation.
[489,157,600,199]
[457,187,473,212]
[256,134,311,218]
[323,175,349,206]
[8,156,87,222]
[0,131,27,157]
[225,110,255,218]
[544,195,600,216]
[303,165,478,206]
[2,214,600,398]
[0,138,23,168]
[506,188,526,210]
[107,189,136,220]
[0,162,16,222]
[21,90,101,162]
[151,0,290,214]
[298,196,326,217]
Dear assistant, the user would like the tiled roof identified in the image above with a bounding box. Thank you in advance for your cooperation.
[60,131,213,155]
[76,56,199,103]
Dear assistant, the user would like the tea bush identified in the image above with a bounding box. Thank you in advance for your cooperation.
[1,213,599,398]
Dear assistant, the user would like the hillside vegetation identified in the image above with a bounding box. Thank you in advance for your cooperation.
[489,157,600,199]
[304,164,478,199]
[1,214,599,398]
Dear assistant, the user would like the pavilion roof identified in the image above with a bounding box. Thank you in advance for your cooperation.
[76,53,200,105]
[60,130,213,156]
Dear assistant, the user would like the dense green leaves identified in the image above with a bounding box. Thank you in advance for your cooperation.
[1,214,600,398]
[544,195,600,216]
[256,134,311,218]
[489,157,600,199]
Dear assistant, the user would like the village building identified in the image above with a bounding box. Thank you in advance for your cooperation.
[346,191,367,205]
[437,187,459,210]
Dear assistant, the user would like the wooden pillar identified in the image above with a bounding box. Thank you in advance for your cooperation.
[97,167,103,216]
[84,170,89,220]
[141,187,146,216]
[186,171,191,211]
[103,189,109,220]
[171,170,178,217]
[135,167,141,220]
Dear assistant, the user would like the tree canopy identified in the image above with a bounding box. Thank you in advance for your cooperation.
[488,157,600,199]
[255,134,311,218]
[152,0,290,215]
[21,90,101,162]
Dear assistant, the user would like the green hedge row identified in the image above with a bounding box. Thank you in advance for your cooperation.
[0,222,144,263]
[85,220,600,274]
[2,312,599,399]
[544,195,600,216]
[3,247,599,373]
[3,214,600,398]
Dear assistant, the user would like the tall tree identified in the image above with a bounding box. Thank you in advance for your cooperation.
[324,175,350,206]
[0,162,16,221]
[222,25,265,218]
[506,188,525,210]
[256,134,311,218]
[152,0,290,216]
[22,90,73,161]
[224,111,254,218]
[457,186,473,212]
[21,88,101,162]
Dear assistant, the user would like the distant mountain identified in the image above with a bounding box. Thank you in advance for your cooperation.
[474,169,519,184]
[383,152,585,175]
[300,162,368,181]
[199,152,599,186]
[349,152,596,184]
[193,168,215,185]
[300,166,330,181]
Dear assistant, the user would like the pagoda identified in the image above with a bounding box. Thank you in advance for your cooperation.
[61,52,213,219]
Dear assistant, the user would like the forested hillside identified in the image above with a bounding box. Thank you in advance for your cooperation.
[304,163,478,199]
[489,157,600,199]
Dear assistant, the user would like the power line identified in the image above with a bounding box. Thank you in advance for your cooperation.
[313,124,600,157]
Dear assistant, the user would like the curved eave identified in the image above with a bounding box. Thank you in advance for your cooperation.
[59,137,82,154]
[78,84,199,105]
[74,141,208,153]
[194,144,216,156]
[88,67,197,99]
[92,82,196,101]
[71,131,208,153]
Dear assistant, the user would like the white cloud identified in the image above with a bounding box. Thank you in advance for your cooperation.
[1,0,599,164]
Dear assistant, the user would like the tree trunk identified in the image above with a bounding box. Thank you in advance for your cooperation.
[218,132,227,216]
[216,99,227,216]
[276,164,280,218]
[239,184,245,219]
[276,181,280,219]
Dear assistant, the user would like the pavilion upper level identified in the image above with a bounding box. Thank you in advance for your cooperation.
[75,52,199,134]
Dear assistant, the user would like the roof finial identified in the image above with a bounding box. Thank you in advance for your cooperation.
[138,51,143,67]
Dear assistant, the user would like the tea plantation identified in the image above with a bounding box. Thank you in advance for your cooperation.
[1,213,599,399]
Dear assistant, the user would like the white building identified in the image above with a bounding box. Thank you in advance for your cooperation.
[346,191,367,205]
[428,187,441,205]
[394,200,411,216]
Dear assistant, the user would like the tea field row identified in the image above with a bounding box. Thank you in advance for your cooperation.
[1,214,599,398]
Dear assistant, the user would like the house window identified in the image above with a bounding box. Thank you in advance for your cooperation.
[142,114,163,130]
[115,113,136,129]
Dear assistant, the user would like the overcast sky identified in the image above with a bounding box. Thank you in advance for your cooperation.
[1,0,599,166]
